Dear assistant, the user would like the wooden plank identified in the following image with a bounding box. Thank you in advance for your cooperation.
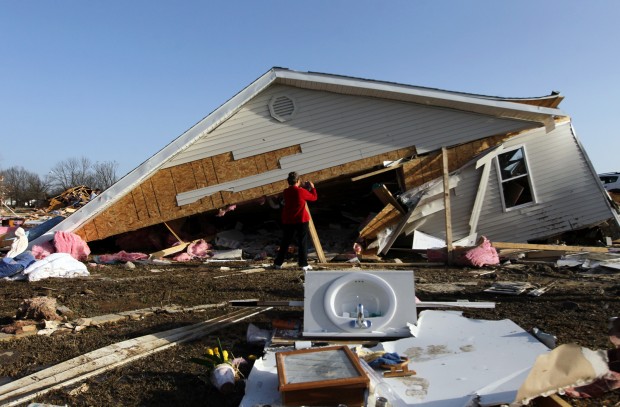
[442,147,453,264]
[0,307,270,406]
[306,203,326,263]
[163,222,184,244]
[351,163,405,182]
[492,242,609,253]
[359,204,401,240]
[149,242,190,259]
[372,184,406,214]
[416,301,495,309]
[316,262,444,267]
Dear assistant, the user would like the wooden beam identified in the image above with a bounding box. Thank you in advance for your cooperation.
[492,242,609,253]
[149,242,190,259]
[306,203,327,263]
[0,307,271,406]
[372,184,406,214]
[442,147,453,264]
[350,162,405,182]
[358,203,402,240]
[316,262,444,267]
[416,301,495,309]
[164,222,184,244]
[149,234,216,259]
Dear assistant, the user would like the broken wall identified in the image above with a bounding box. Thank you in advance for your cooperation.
[74,84,542,242]
[399,121,617,243]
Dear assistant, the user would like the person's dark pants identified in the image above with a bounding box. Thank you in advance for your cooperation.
[274,222,310,267]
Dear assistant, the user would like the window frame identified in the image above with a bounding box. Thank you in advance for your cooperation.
[495,145,536,211]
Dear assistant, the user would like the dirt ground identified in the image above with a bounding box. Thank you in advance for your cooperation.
[0,255,619,406]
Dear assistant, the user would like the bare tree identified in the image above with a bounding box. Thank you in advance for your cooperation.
[48,157,95,191]
[92,160,119,190]
[0,166,48,207]
[24,171,50,208]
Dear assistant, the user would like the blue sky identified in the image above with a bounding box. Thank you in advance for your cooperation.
[1,1,619,179]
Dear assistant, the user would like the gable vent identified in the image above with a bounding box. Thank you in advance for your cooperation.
[269,94,297,122]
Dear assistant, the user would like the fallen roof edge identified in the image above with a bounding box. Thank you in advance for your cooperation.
[29,68,281,246]
[272,68,567,120]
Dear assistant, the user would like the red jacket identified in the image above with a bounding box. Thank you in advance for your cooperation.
[281,185,318,224]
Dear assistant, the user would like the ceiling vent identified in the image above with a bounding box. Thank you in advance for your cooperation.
[269,94,297,122]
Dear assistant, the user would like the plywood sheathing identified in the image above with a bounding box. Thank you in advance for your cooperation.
[359,203,402,240]
[358,133,514,246]
[74,145,416,242]
[402,133,511,190]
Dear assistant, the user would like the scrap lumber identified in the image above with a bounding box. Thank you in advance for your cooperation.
[163,222,184,244]
[229,299,304,307]
[316,262,444,267]
[372,184,406,214]
[350,161,407,182]
[416,300,495,309]
[358,203,401,240]
[213,268,266,279]
[149,236,214,259]
[492,242,609,253]
[382,357,416,378]
[0,306,271,406]
[149,242,191,259]
[442,147,454,264]
[306,203,327,263]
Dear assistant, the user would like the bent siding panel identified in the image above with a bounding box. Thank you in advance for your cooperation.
[476,123,612,242]
[163,85,538,172]
[410,166,481,241]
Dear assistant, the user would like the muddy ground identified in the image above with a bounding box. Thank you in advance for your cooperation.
[0,255,619,406]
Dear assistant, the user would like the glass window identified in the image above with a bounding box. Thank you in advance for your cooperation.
[497,147,534,209]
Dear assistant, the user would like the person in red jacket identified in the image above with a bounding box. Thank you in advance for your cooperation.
[273,172,318,271]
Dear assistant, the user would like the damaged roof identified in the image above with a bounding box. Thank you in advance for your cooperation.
[29,67,568,247]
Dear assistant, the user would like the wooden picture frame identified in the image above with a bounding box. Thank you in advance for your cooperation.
[275,345,369,406]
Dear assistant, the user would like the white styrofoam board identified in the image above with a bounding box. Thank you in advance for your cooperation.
[239,310,549,407]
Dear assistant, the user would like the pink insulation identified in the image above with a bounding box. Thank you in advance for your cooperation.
[97,250,148,263]
[464,236,499,267]
[172,252,193,262]
[53,231,91,261]
[172,239,212,262]
[426,236,499,267]
[32,241,55,260]
[187,239,212,258]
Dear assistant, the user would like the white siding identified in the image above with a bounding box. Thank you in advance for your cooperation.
[408,122,614,243]
[476,122,611,242]
[167,85,540,205]
[167,85,537,167]
[405,166,482,241]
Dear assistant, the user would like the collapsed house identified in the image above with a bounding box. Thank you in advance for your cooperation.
[28,68,620,253]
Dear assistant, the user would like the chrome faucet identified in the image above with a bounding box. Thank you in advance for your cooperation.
[350,303,371,329]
